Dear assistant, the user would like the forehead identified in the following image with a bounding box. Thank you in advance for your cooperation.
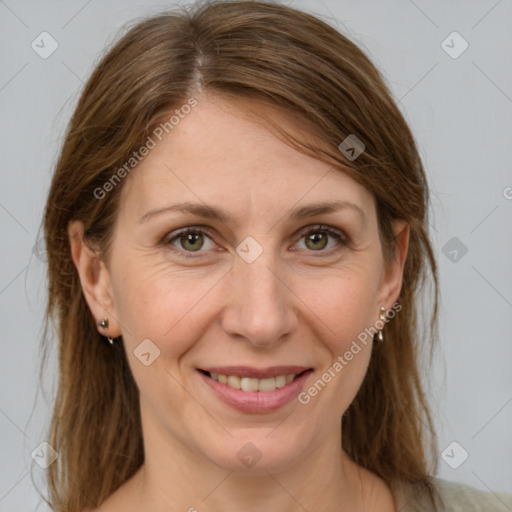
[119,94,375,225]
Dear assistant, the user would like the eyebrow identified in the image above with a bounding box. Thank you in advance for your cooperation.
[137,200,366,225]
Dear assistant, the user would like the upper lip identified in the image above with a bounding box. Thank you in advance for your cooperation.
[199,366,312,379]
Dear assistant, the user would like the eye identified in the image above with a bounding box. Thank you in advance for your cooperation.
[163,224,348,259]
[165,227,216,257]
[294,225,348,254]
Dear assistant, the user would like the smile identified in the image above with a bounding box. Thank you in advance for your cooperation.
[197,367,313,413]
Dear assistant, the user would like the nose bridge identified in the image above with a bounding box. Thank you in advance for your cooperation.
[221,236,297,346]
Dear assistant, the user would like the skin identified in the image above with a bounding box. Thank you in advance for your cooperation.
[70,92,409,512]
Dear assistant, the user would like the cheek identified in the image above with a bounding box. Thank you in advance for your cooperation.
[110,264,223,421]
[111,259,225,355]
[112,253,381,355]
[290,265,380,407]
[292,264,381,348]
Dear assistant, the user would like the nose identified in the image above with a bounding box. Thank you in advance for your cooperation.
[220,242,298,348]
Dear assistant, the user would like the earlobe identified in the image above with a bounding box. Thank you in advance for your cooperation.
[378,220,410,308]
[68,220,122,338]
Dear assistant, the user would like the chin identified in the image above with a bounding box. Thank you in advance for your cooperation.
[199,431,311,474]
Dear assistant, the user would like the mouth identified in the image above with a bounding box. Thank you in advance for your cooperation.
[196,366,314,413]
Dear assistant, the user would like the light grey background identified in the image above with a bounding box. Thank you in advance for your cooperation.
[1,0,511,510]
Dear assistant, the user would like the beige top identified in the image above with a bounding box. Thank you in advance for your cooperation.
[390,476,512,511]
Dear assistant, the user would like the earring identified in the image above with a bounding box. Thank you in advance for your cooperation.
[377,306,386,343]
[98,318,115,345]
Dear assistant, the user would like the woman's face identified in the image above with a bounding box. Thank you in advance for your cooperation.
[75,93,408,473]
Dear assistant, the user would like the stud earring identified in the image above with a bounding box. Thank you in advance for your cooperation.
[98,318,115,345]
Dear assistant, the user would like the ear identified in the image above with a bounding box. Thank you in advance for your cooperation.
[377,219,410,309]
[68,220,122,338]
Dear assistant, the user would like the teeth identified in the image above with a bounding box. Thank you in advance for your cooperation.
[258,377,276,392]
[274,375,286,388]
[209,372,298,392]
[241,377,259,392]
[227,375,241,389]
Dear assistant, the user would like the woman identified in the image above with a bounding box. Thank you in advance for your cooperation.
[40,1,512,511]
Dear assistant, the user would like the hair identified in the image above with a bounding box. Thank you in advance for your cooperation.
[40,0,441,510]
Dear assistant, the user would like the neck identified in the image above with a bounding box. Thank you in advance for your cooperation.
[129,409,375,511]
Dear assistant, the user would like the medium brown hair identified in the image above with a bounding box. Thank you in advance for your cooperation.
[40,1,440,510]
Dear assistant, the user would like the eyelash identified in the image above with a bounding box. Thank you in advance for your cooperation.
[162,224,349,259]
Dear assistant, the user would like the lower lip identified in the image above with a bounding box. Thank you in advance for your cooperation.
[198,370,313,413]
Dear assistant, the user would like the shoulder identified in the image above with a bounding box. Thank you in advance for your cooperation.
[391,476,512,512]
[433,477,512,512]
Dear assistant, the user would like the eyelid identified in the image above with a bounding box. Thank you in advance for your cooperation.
[165,225,215,240]
[297,224,348,243]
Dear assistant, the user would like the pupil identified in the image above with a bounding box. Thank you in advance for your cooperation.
[307,233,327,250]
[184,233,202,251]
